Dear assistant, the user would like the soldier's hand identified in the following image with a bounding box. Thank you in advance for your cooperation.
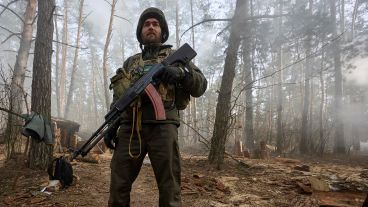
[160,66,185,84]
[104,128,117,149]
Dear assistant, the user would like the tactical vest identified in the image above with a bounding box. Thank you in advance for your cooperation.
[109,47,190,111]
[109,47,191,158]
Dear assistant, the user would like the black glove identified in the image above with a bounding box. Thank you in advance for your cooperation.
[160,66,185,84]
[104,126,118,149]
[181,71,194,87]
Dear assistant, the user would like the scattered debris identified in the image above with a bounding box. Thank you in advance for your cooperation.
[296,182,313,194]
[312,191,366,207]
[182,174,231,199]
[294,164,310,172]
[76,153,100,164]
[308,176,330,192]
[275,157,302,164]
[43,180,61,192]
[360,170,368,179]
[1,152,368,206]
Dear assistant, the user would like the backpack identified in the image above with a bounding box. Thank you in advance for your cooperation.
[47,156,73,188]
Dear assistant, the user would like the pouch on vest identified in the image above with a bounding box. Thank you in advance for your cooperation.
[110,68,132,100]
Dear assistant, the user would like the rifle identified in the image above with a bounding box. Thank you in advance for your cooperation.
[72,43,196,160]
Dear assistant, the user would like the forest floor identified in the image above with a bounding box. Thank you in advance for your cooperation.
[0,145,368,207]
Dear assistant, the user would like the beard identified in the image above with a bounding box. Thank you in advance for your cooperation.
[142,32,161,44]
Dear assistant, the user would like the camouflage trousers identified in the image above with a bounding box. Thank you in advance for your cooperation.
[108,123,182,207]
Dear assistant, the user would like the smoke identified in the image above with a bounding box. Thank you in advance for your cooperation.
[344,34,368,87]
[83,0,137,39]
[345,56,368,87]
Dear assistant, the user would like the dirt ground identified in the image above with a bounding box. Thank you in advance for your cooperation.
[0,149,368,207]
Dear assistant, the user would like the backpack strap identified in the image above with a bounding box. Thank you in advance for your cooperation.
[47,157,59,180]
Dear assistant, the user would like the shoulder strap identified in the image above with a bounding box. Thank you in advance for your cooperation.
[47,157,58,179]
[139,53,144,68]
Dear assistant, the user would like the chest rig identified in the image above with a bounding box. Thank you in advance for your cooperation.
[128,47,175,103]
[109,47,175,158]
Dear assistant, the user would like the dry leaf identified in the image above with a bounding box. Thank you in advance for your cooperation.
[308,176,330,192]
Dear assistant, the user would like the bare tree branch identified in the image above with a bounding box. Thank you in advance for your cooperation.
[2,49,18,53]
[48,6,56,24]
[1,33,21,44]
[180,19,231,40]
[0,3,24,24]
[228,31,346,120]
[0,25,19,33]
[180,119,250,168]
[216,24,231,38]
[251,30,346,84]
[1,24,86,49]
[81,11,93,24]
[52,40,88,49]
[0,0,19,16]
[0,25,21,43]
[114,14,133,25]
[180,119,210,147]
[0,106,25,119]
[180,14,289,40]
[7,63,14,75]
[104,0,112,7]
[31,14,38,25]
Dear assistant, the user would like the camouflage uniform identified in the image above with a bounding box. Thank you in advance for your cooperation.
[108,8,207,207]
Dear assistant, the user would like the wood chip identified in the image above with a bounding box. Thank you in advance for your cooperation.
[296,182,312,194]
[308,176,330,192]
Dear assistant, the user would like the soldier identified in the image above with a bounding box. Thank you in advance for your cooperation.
[105,7,207,207]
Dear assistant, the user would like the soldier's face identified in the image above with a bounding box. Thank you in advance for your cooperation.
[141,18,162,44]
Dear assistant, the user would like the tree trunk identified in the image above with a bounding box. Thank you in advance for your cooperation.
[351,95,361,151]
[275,48,283,154]
[241,5,254,151]
[267,76,274,144]
[208,0,245,168]
[175,1,180,48]
[59,0,68,118]
[64,0,84,119]
[351,0,360,39]
[244,63,254,151]
[340,0,345,40]
[309,78,314,150]
[86,30,100,127]
[275,1,284,154]
[300,0,313,154]
[251,0,260,146]
[330,0,345,154]
[319,51,325,154]
[102,0,117,111]
[4,0,37,158]
[28,0,55,170]
[54,6,61,117]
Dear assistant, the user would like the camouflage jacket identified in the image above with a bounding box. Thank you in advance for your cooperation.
[109,44,207,125]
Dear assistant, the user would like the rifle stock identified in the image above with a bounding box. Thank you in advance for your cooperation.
[72,43,196,160]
